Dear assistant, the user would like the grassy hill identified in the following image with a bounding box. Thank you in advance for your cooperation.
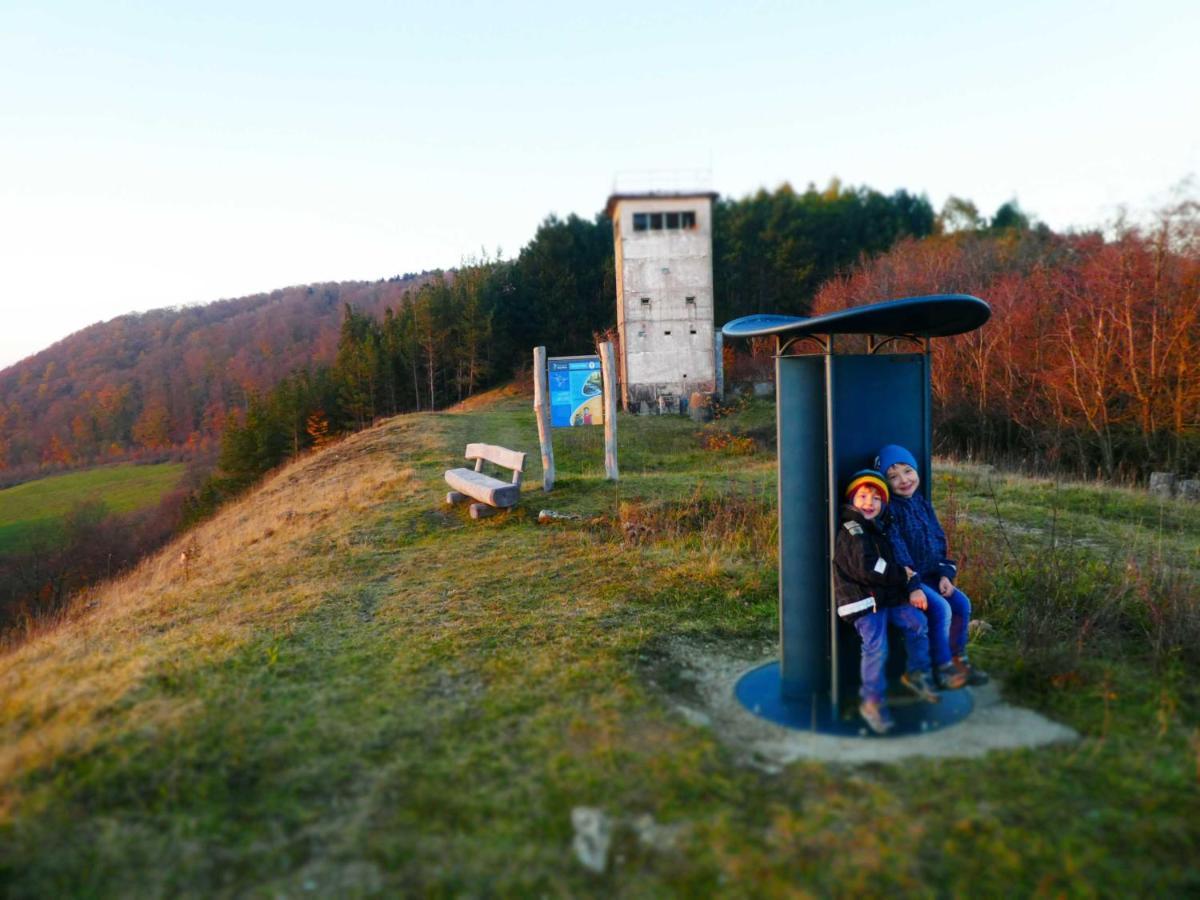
[1,390,1197,896]
[0,463,186,552]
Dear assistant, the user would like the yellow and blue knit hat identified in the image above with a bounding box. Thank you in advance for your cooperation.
[845,469,890,504]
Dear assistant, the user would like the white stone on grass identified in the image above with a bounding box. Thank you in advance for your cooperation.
[571,807,612,874]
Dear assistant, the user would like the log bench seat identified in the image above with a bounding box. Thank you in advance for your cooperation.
[444,443,526,519]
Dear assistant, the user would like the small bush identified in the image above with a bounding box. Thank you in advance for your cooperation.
[701,430,757,456]
[987,545,1126,692]
[1116,554,1200,669]
[942,478,1200,692]
[616,489,776,560]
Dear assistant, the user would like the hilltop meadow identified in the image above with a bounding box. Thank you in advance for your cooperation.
[1,389,1198,896]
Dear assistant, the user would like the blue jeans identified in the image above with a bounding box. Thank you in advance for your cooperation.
[918,583,971,666]
[853,605,931,703]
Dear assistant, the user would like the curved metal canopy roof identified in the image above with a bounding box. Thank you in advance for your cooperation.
[722,294,991,340]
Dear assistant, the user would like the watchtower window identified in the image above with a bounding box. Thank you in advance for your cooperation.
[685,296,695,304]
[640,297,651,305]
[630,210,697,231]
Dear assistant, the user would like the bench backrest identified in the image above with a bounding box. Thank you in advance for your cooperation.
[465,443,526,485]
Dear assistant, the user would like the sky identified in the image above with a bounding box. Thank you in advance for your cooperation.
[1,0,1196,370]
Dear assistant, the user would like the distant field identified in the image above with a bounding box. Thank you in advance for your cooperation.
[0,463,186,552]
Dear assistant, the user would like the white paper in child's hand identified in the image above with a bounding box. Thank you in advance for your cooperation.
[874,558,887,574]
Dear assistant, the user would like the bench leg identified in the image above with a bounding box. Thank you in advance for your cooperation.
[446,490,466,505]
[469,502,500,519]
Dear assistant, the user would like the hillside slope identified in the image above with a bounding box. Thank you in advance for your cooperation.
[0,274,435,473]
[1,393,1197,895]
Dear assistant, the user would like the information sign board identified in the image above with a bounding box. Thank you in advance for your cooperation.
[548,355,604,427]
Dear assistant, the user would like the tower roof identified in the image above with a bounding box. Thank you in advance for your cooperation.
[604,191,719,218]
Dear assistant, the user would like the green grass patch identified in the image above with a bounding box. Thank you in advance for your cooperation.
[0,463,186,552]
[937,463,1200,571]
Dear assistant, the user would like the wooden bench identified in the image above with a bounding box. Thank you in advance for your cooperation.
[444,443,526,519]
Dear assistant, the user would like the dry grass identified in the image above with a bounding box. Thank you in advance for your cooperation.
[445,381,532,413]
[0,420,434,797]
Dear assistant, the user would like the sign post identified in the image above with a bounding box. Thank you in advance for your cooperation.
[533,346,555,491]
[534,348,619,485]
[599,341,618,480]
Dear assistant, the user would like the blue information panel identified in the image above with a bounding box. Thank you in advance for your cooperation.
[548,356,605,427]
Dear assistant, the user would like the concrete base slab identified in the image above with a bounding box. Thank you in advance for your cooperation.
[659,638,1079,772]
[735,660,975,735]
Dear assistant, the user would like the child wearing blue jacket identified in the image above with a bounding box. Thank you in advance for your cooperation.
[875,444,988,688]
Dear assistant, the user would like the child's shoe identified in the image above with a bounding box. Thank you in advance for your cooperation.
[901,670,940,703]
[953,655,990,686]
[936,662,968,690]
[859,699,895,734]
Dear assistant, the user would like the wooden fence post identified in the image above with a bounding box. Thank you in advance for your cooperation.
[714,330,725,400]
[533,346,555,491]
[600,341,619,481]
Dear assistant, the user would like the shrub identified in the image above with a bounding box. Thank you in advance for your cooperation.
[941,480,1200,693]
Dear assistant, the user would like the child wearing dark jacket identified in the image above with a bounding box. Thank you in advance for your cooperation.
[876,444,987,688]
[834,470,940,735]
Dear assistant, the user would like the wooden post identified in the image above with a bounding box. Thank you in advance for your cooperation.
[533,346,555,491]
[599,341,619,481]
[714,330,725,400]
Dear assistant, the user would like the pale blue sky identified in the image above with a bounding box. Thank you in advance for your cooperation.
[2,0,1196,369]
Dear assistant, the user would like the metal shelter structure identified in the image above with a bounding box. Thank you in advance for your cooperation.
[722,295,992,735]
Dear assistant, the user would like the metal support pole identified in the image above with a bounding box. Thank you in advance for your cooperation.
[824,336,839,718]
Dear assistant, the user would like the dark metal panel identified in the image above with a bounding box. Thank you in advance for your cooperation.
[830,354,930,482]
[829,353,931,693]
[776,355,830,705]
[773,353,936,718]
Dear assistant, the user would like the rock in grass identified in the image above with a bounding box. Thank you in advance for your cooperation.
[538,509,580,524]
[1178,479,1200,502]
[571,807,612,873]
[968,619,993,641]
[631,813,686,852]
[1149,472,1177,499]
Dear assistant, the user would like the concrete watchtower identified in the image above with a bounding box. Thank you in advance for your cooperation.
[606,191,720,412]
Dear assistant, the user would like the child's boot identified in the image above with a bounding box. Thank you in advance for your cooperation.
[901,669,940,703]
[859,699,895,734]
[936,662,968,690]
[953,655,989,686]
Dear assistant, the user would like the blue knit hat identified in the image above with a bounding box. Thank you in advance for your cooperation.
[875,444,918,475]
